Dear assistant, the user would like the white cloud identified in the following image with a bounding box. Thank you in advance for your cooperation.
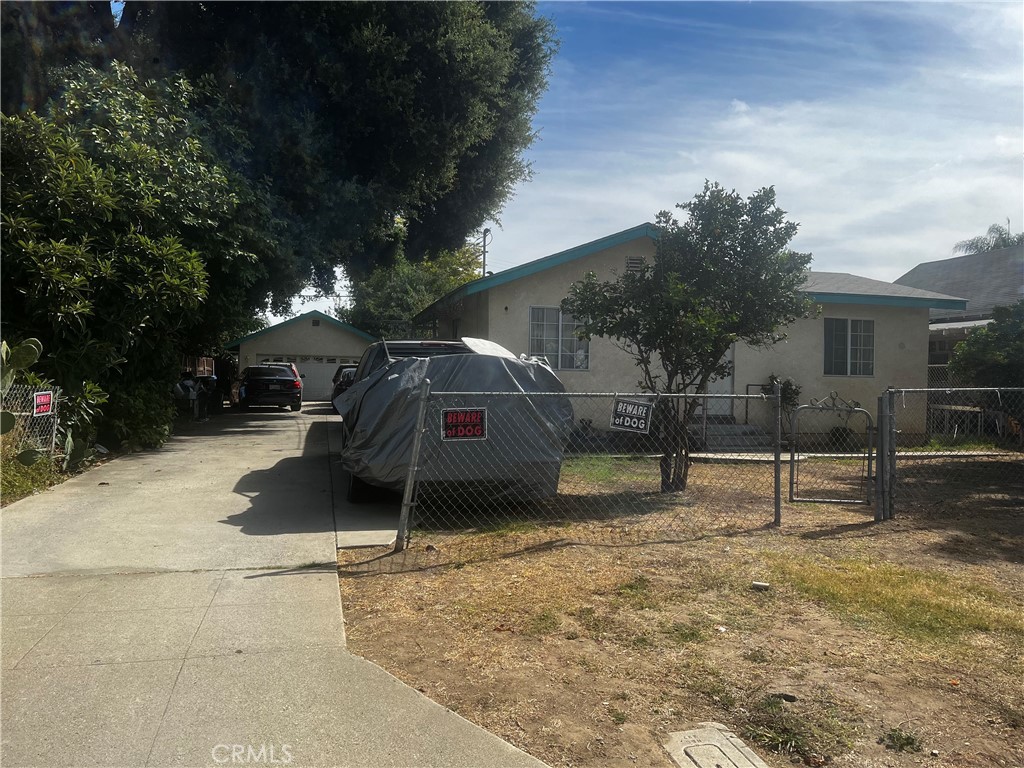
[484,2,1023,283]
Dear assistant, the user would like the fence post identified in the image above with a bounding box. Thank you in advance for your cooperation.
[876,397,884,524]
[395,378,432,552]
[886,388,897,520]
[773,381,782,526]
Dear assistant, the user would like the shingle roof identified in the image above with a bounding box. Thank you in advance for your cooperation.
[417,225,972,320]
[894,245,1024,320]
[803,271,966,310]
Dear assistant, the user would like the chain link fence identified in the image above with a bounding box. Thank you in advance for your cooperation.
[1,384,61,455]
[878,387,1024,522]
[360,390,784,569]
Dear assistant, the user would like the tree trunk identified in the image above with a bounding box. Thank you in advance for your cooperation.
[658,398,693,492]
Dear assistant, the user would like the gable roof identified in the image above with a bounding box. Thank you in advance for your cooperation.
[804,271,966,310]
[224,310,375,351]
[893,245,1023,320]
[418,222,969,320]
[417,223,659,318]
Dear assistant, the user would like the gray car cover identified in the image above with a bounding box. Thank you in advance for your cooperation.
[335,354,573,495]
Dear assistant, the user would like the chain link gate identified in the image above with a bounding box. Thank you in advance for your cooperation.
[789,391,874,506]
[393,384,785,555]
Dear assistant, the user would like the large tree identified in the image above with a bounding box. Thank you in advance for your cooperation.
[948,300,1024,390]
[3,1,557,285]
[335,246,482,339]
[563,182,813,491]
[953,222,1024,255]
[1,63,283,447]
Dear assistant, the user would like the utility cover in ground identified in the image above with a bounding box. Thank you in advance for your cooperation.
[664,722,770,768]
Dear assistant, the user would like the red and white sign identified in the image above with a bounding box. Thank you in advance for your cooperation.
[441,408,488,441]
[33,390,53,417]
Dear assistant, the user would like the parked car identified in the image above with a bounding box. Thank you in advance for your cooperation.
[351,339,474,384]
[330,367,357,413]
[237,364,304,411]
[334,339,572,502]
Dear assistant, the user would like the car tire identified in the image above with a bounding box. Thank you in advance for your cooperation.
[291,402,302,412]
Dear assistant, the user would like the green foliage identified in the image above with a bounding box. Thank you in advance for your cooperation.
[1,63,286,448]
[337,245,482,338]
[7,2,557,281]
[953,222,1024,255]
[949,300,1024,390]
[1,338,46,469]
[563,182,813,490]
[0,443,64,506]
[1,339,43,440]
[762,373,802,429]
[879,726,923,753]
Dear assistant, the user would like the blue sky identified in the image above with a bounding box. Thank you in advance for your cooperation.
[284,1,1023,320]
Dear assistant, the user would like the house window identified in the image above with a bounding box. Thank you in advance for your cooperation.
[312,318,320,326]
[529,306,589,370]
[824,318,874,376]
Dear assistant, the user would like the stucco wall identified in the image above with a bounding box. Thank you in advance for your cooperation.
[483,238,657,393]
[440,239,931,434]
[734,304,930,432]
[238,319,371,367]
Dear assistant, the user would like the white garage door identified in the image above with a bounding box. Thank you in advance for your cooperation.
[254,354,360,401]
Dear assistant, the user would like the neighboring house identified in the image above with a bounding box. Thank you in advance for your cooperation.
[224,311,375,400]
[415,224,966,429]
[893,245,1024,370]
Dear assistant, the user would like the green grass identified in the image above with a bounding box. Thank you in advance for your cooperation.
[663,620,706,645]
[614,574,659,609]
[561,455,659,489]
[480,521,542,538]
[879,726,922,753]
[572,606,615,637]
[743,691,855,760]
[524,609,560,636]
[906,436,1005,452]
[769,555,1024,641]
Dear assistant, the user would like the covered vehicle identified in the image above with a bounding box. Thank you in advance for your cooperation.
[334,340,573,502]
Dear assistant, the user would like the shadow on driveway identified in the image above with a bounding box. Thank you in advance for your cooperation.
[220,420,336,536]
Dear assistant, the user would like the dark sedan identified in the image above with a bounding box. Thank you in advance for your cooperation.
[238,364,304,411]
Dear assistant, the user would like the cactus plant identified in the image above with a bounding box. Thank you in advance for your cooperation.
[1,338,46,466]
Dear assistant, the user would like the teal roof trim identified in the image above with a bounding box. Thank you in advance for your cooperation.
[806,292,968,310]
[224,310,375,350]
[428,222,659,312]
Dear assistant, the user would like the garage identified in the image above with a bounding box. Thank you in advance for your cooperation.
[225,311,373,402]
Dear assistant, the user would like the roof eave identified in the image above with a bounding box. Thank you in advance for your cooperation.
[805,292,968,310]
[415,222,660,322]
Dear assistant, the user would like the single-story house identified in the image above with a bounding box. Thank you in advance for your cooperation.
[415,224,967,429]
[225,310,374,400]
[894,245,1023,370]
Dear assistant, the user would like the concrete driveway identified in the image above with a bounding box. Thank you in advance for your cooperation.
[1,404,544,768]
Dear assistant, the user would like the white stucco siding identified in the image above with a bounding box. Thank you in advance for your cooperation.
[733,304,930,431]
[483,239,657,393]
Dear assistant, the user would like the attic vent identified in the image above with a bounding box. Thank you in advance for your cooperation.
[311,318,320,326]
[625,255,644,274]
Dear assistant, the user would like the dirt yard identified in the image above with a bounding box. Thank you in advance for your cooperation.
[337,458,1023,768]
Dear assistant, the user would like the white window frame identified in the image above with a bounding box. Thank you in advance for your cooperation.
[824,317,875,377]
[529,305,589,371]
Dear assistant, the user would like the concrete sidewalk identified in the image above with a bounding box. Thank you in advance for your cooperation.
[1,405,543,767]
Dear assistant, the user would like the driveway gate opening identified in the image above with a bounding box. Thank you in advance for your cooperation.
[789,392,874,505]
